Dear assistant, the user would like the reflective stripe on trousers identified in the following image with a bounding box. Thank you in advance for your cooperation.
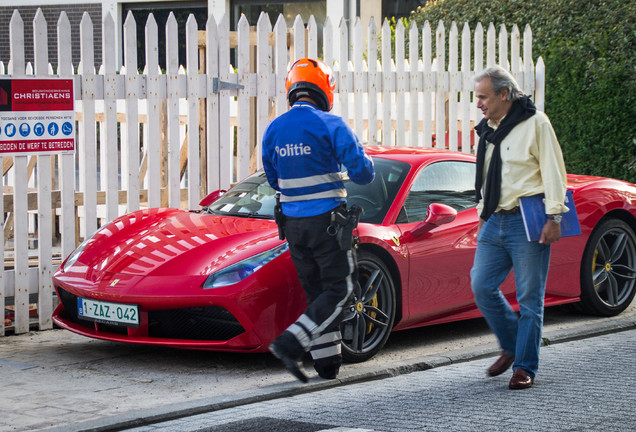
[283,208,355,361]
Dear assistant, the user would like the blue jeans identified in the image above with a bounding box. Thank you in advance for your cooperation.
[470,212,551,378]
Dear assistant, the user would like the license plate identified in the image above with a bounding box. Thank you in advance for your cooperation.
[77,297,139,326]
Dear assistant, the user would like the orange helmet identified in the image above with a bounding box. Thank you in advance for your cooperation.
[285,58,335,112]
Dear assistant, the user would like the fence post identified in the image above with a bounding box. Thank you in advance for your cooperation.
[255,12,272,173]
[395,20,405,147]
[165,13,181,208]
[499,24,508,70]
[217,15,232,189]
[474,23,484,127]
[292,15,306,61]
[102,12,119,222]
[33,9,53,330]
[186,14,201,208]
[448,22,458,152]
[273,14,288,118]
[366,18,378,144]
[435,20,446,149]
[205,14,220,193]
[381,19,392,146]
[486,23,495,68]
[10,10,31,334]
[523,25,535,97]
[353,17,364,141]
[335,18,347,124]
[408,21,420,148]
[461,23,472,154]
[511,24,522,88]
[79,12,98,238]
[422,20,432,148]
[307,15,317,60]
[536,57,545,112]
[123,12,140,212]
[236,15,251,182]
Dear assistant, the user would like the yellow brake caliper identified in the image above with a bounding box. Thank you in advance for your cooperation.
[593,249,600,291]
[366,289,378,334]
[357,274,379,335]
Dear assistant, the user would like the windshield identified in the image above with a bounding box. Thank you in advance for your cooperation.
[207,171,277,218]
[205,157,410,224]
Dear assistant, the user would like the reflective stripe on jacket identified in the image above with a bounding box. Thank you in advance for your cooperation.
[262,102,374,217]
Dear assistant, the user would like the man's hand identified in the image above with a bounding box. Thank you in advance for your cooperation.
[477,218,485,235]
[539,220,561,245]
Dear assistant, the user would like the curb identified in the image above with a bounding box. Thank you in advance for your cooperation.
[43,314,636,432]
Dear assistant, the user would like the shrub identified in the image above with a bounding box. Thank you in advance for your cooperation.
[409,0,636,182]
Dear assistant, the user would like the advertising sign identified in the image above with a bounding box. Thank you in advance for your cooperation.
[0,78,75,155]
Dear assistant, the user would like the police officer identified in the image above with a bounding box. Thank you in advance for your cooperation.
[262,58,375,382]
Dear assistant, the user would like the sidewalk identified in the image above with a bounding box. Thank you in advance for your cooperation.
[1,303,635,432]
[121,328,636,432]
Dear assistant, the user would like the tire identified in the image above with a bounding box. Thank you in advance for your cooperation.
[341,250,396,363]
[578,218,636,316]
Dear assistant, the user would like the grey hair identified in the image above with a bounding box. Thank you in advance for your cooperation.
[474,65,523,101]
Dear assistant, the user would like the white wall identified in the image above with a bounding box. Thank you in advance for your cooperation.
[9,0,380,69]
[4,0,101,5]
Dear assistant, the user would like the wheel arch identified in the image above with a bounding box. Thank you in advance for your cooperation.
[611,209,636,233]
[590,209,636,238]
[357,243,404,326]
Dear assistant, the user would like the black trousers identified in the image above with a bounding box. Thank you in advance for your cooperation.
[282,208,357,368]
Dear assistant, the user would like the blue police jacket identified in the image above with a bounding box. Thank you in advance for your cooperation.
[262,101,375,217]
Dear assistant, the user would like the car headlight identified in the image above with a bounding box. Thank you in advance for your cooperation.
[203,242,289,289]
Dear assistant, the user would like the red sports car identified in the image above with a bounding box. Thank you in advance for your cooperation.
[52,146,636,362]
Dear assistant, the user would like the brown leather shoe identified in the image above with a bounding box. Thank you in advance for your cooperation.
[509,368,534,389]
[487,352,515,377]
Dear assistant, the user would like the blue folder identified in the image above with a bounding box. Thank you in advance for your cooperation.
[518,190,581,242]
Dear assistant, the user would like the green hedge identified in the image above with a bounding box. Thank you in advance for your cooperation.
[408,0,636,183]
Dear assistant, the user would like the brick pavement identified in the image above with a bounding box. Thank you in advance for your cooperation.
[2,304,635,432]
[122,329,636,432]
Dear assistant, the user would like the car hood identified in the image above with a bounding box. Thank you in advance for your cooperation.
[69,208,282,277]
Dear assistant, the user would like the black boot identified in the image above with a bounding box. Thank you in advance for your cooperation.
[269,331,308,383]
[314,363,340,380]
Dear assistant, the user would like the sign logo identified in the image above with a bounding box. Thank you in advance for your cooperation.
[33,123,45,136]
[19,123,30,137]
[48,122,59,136]
[61,122,73,136]
[5,123,16,137]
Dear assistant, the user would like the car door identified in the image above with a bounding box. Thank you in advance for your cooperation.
[396,160,483,326]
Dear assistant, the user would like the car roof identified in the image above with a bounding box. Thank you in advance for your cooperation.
[363,145,476,166]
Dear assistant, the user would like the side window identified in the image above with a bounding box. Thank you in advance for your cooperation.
[401,161,476,223]
[346,158,409,224]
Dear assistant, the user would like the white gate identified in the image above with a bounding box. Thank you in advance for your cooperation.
[1,8,545,335]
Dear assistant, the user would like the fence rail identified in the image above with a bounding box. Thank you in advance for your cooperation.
[0,8,544,336]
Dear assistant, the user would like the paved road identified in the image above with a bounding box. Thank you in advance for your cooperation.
[116,329,636,432]
[1,303,634,432]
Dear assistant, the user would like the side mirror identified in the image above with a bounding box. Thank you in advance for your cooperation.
[409,203,457,238]
[199,189,226,207]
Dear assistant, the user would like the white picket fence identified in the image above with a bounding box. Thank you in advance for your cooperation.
[0,8,545,336]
